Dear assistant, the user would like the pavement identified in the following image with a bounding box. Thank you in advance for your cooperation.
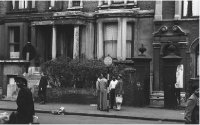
[0,100,185,123]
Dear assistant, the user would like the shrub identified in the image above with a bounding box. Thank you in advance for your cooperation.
[41,57,131,89]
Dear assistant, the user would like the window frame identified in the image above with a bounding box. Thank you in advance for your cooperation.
[68,0,83,10]
[98,0,137,9]
[181,0,199,18]
[8,26,21,59]
[10,0,36,13]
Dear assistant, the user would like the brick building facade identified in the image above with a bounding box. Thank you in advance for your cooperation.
[0,0,198,105]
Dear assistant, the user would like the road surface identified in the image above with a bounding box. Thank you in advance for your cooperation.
[0,110,183,124]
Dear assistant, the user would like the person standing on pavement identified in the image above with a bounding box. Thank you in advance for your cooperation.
[14,75,35,124]
[109,76,118,109]
[98,74,108,111]
[96,75,101,110]
[184,88,199,124]
[115,74,124,111]
[38,72,48,104]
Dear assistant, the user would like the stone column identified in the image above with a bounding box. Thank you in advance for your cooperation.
[97,22,103,59]
[117,18,122,60]
[73,25,80,59]
[121,18,127,60]
[153,43,161,91]
[154,0,162,20]
[52,25,57,59]
[174,1,182,20]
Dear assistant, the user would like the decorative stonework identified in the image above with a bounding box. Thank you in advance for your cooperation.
[153,25,187,37]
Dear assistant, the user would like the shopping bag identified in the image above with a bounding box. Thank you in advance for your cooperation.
[116,96,123,103]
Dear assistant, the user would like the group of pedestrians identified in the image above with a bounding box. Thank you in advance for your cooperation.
[96,73,124,111]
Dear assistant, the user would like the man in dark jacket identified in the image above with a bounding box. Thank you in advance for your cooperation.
[38,72,48,104]
[185,88,199,124]
[14,75,35,124]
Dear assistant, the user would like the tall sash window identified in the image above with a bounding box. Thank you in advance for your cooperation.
[103,23,117,58]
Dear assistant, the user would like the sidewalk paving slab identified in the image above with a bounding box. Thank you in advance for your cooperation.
[0,100,185,123]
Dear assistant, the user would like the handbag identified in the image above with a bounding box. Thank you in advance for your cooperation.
[116,95,123,103]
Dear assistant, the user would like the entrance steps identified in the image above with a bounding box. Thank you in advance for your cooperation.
[149,91,164,107]
[149,91,187,108]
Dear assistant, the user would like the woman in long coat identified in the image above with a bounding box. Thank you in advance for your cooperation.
[15,76,35,124]
[115,74,124,111]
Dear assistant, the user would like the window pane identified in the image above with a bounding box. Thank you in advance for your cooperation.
[112,0,124,4]
[19,0,25,9]
[126,23,133,58]
[50,0,56,7]
[192,0,199,16]
[12,0,15,9]
[9,27,20,52]
[104,23,117,58]
[105,40,117,58]
[32,0,36,8]
[25,0,28,8]
[72,1,80,7]
[183,0,188,17]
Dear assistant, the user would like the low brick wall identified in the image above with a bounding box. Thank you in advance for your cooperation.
[34,87,97,104]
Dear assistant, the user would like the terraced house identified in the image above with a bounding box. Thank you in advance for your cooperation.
[0,0,199,107]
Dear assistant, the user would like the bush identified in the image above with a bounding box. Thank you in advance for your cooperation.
[41,57,131,89]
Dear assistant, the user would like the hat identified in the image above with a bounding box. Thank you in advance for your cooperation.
[14,75,27,86]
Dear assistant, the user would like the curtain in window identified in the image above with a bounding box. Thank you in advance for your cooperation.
[50,0,56,7]
[104,23,117,58]
[9,28,15,52]
[192,0,199,16]
[12,0,15,9]
[19,0,28,9]
[126,23,132,58]
[32,0,36,8]
[183,0,188,16]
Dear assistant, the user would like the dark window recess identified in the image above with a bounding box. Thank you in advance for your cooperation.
[111,0,124,4]
[9,27,20,52]
[72,1,80,7]
[102,1,108,5]
[28,26,31,42]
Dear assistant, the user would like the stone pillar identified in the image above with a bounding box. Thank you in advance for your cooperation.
[117,18,122,60]
[154,0,162,20]
[132,57,152,106]
[174,1,182,20]
[153,43,161,91]
[97,22,103,59]
[121,18,127,60]
[52,25,57,59]
[73,25,80,59]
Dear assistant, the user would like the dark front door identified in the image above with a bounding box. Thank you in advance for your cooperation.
[57,25,74,59]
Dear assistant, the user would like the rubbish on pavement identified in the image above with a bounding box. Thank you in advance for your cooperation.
[0,112,9,124]
[51,107,66,115]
